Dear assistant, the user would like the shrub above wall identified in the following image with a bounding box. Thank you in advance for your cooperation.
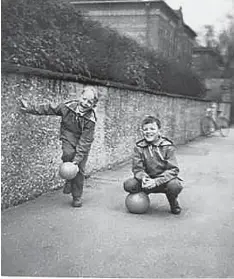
[2,0,206,98]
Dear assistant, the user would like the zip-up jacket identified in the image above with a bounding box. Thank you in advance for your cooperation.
[132,136,180,187]
[24,100,97,164]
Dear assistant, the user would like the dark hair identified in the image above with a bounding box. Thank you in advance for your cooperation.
[141,115,161,129]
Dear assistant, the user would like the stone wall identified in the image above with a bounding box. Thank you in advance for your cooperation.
[1,72,230,209]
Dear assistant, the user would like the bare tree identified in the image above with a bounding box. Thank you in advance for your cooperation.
[218,15,234,71]
[200,16,234,72]
[203,25,217,48]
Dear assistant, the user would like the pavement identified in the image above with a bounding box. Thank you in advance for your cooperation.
[2,129,234,278]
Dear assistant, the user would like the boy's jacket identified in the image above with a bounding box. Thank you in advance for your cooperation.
[24,100,97,164]
[133,136,181,186]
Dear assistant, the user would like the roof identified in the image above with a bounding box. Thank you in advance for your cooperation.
[193,46,224,68]
[183,23,197,38]
[193,47,221,56]
[173,7,196,37]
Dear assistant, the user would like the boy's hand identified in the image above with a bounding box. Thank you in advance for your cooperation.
[142,176,150,186]
[72,161,80,171]
[142,177,156,189]
[19,99,28,111]
[142,176,148,185]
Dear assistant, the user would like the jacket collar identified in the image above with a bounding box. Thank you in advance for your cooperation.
[65,100,97,123]
[65,100,79,112]
[136,136,173,147]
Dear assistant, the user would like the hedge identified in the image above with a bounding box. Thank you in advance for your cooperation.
[1,0,206,97]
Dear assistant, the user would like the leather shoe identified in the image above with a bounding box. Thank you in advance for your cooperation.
[166,194,182,215]
[171,206,181,215]
[72,198,82,207]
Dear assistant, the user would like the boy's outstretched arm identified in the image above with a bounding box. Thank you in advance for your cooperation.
[19,99,63,116]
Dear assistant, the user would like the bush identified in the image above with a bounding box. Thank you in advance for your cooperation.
[1,0,206,97]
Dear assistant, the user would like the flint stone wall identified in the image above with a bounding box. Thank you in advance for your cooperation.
[1,72,231,209]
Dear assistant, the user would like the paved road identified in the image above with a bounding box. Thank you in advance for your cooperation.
[2,129,234,278]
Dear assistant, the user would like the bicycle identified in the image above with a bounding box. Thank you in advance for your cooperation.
[201,109,230,137]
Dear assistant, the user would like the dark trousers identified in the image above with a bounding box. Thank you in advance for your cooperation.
[123,177,183,203]
[61,139,88,199]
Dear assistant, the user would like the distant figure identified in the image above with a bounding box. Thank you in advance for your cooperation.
[206,102,218,121]
[20,85,99,208]
[123,115,183,214]
[206,102,220,132]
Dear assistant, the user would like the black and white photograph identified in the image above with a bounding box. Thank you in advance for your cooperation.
[1,0,234,277]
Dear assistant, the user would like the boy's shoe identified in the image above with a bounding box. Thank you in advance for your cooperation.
[167,195,181,215]
[170,205,181,215]
[63,181,71,194]
[72,197,82,208]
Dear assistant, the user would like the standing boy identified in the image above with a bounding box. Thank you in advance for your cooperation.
[123,115,183,214]
[20,85,99,207]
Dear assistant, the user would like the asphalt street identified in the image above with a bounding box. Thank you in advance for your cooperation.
[2,129,234,278]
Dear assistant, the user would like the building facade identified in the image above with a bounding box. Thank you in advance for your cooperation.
[192,47,224,78]
[71,0,197,65]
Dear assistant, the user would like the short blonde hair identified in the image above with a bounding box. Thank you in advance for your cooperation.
[82,85,99,107]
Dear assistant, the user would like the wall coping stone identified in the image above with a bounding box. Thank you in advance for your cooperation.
[2,62,228,103]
